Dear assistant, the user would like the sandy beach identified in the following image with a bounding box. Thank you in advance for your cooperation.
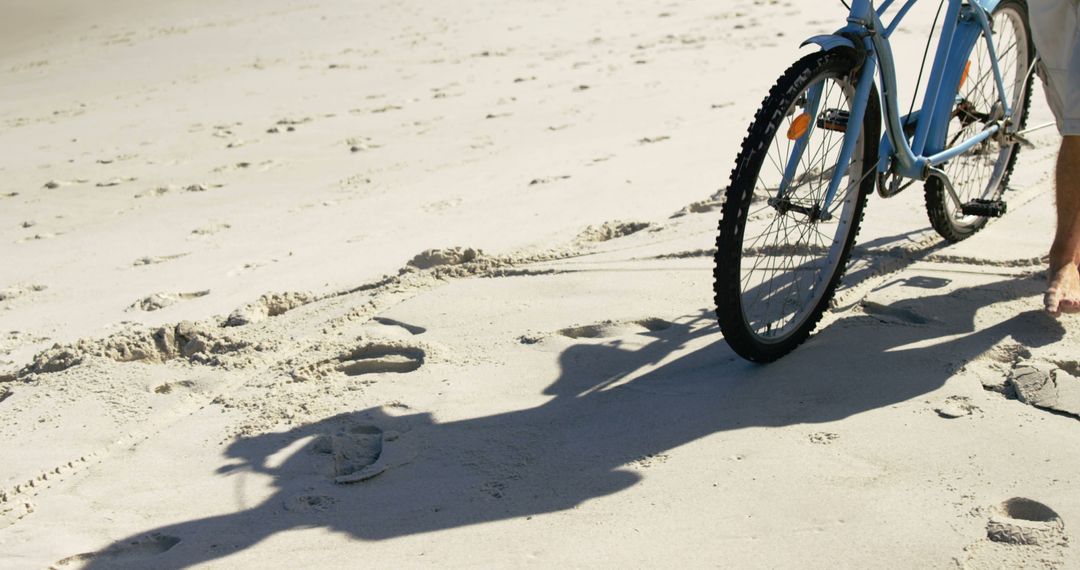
[2,0,1079,567]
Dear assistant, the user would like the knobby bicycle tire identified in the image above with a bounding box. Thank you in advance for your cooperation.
[925,0,1035,242]
[714,49,881,363]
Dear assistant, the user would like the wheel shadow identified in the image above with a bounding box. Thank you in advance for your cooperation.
[73,275,1063,569]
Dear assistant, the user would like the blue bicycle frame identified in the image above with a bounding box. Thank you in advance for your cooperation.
[786,0,1015,212]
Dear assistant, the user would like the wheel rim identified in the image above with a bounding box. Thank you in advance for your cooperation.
[737,72,865,343]
[940,6,1029,228]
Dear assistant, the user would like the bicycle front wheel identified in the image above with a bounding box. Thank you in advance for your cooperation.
[714,49,880,363]
[925,0,1034,242]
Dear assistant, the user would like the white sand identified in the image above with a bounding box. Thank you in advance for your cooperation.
[2,1,1079,568]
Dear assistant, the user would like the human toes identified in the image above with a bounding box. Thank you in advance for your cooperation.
[1045,289,1063,317]
[1061,296,1080,314]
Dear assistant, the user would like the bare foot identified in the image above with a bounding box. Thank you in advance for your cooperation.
[1045,262,1080,317]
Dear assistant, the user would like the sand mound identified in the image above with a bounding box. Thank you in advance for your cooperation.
[574,221,650,243]
[20,321,249,376]
[226,292,314,326]
[396,247,533,280]
[405,247,485,270]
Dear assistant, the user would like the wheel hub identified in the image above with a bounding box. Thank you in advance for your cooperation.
[767,197,832,222]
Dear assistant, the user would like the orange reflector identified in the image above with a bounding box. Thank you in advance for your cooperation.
[787,113,811,140]
[958,60,972,90]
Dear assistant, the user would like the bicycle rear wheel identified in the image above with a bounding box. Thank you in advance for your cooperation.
[714,49,880,363]
[925,0,1034,242]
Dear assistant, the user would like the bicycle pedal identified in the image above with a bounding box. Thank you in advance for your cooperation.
[960,199,1007,218]
[816,108,849,133]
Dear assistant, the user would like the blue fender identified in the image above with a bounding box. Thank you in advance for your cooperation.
[800,34,856,52]
[970,0,999,13]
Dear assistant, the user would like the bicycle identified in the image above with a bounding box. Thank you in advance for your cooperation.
[713,0,1039,362]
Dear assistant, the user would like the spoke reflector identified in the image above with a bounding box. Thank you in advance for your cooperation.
[787,113,811,140]
[958,60,972,90]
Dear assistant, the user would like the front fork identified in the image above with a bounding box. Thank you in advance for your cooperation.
[775,51,878,218]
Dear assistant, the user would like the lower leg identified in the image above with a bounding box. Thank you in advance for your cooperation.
[1045,136,1080,316]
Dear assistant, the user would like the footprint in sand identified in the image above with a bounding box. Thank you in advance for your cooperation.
[528,175,571,187]
[372,317,427,336]
[421,198,463,214]
[211,162,251,173]
[638,135,670,145]
[53,533,181,568]
[135,184,217,198]
[132,253,189,267]
[95,154,137,164]
[808,432,839,445]
[153,380,196,394]
[95,177,137,188]
[356,318,427,342]
[291,343,425,382]
[43,179,89,190]
[266,117,312,133]
[335,345,425,376]
[346,137,380,153]
[313,424,383,482]
[190,223,231,236]
[934,396,980,419]
[309,424,414,485]
[283,494,337,513]
[371,104,403,114]
[960,498,1068,568]
[556,318,672,340]
[134,187,170,198]
[129,291,210,312]
[1006,361,1080,419]
[859,300,935,326]
[519,318,673,345]
[986,498,1066,546]
[0,284,47,304]
[16,232,62,243]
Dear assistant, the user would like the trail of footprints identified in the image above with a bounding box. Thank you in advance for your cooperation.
[3,212,835,564]
[9,240,595,532]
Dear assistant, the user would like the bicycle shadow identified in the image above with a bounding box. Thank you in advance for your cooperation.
[73,274,1063,569]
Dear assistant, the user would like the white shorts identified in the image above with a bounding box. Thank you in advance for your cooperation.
[1030,0,1080,135]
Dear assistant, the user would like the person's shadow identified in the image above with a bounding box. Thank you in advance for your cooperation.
[69,274,1063,569]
